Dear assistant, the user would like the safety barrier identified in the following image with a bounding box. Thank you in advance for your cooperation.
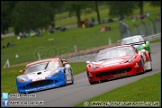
[143,33,161,41]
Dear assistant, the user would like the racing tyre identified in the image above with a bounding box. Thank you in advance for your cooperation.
[146,61,153,72]
[89,81,98,85]
[70,69,74,84]
[149,52,152,61]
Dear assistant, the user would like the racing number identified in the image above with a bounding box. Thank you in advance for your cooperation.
[114,72,127,78]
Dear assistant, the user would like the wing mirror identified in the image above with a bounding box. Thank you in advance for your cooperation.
[19,70,24,74]
[63,61,67,65]
[86,61,90,64]
[61,58,67,66]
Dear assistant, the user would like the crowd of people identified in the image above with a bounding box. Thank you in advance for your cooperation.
[81,17,95,28]
[1,41,15,49]
[17,30,42,40]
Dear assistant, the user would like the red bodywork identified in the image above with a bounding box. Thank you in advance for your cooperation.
[86,45,151,84]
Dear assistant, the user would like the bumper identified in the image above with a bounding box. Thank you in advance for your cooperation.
[16,72,66,94]
[87,61,143,83]
[138,46,150,53]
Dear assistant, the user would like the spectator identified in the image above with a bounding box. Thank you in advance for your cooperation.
[6,42,11,48]
[49,28,54,34]
[52,22,55,29]
[100,26,106,32]
[91,17,95,26]
[36,30,42,37]
[60,26,66,32]
[119,17,131,38]
[19,32,23,38]
[82,24,85,28]
[85,18,89,27]
[25,32,29,37]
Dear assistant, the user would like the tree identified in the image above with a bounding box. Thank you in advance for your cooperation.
[148,1,161,7]
[65,1,87,27]
[148,1,161,13]
[108,1,135,18]
[1,1,18,34]
[89,1,101,24]
[49,1,65,23]
[138,1,144,14]
[94,1,101,24]
[12,1,54,34]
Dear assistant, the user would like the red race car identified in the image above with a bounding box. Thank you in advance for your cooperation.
[86,45,152,84]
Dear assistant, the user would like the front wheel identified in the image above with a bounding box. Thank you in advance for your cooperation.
[70,70,74,84]
[65,68,74,84]
[89,81,98,85]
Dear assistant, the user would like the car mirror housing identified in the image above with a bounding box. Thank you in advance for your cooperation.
[19,70,24,74]
[63,61,67,65]
[86,61,90,64]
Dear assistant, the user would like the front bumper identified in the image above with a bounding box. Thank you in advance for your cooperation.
[86,61,143,83]
[16,72,66,94]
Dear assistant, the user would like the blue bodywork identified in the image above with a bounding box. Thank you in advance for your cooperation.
[16,67,66,94]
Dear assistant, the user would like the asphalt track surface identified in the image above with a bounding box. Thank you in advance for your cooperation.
[7,42,161,107]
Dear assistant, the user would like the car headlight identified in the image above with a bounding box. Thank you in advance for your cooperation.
[17,76,27,82]
[142,44,146,46]
[128,56,135,63]
[90,64,97,70]
[51,70,60,76]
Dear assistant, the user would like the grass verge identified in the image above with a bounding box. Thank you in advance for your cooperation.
[150,39,161,43]
[75,72,161,107]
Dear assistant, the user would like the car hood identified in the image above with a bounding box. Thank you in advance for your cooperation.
[18,68,56,81]
[92,56,132,67]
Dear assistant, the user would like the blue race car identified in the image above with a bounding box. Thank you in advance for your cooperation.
[16,58,74,94]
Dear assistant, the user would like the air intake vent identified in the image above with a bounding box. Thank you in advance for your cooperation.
[37,72,42,75]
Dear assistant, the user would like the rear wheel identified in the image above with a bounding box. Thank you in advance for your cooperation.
[141,58,145,73]
[149,52,152,61]
[70,69,74,84]
[146,61,153,72]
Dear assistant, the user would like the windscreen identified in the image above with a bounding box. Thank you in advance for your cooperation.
[25,61,60,74]
[95,47,134,62]
[122,36,144,45]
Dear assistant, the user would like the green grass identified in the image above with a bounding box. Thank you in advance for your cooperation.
[1,3,160,67]
[1,15,160,67]
[75,72,161,107]
[1,62,86,94]
[150,39,161,43]
[1,22,121,66]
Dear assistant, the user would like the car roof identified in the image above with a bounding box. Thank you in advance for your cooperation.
[122,35,143,40]
[26,58,61,68]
